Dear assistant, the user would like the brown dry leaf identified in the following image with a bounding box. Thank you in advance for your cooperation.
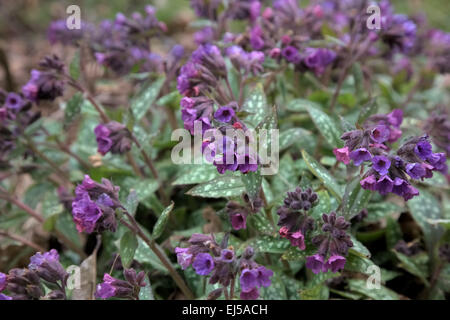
[72,236,101,300]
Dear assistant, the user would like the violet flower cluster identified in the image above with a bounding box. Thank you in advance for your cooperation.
[226,193,263,230]
[276,188,353,274]
[177,42,264,174]
[48,6,168,75]
[0,89,40,169]
[175,233,273,300]
[71,174,121,233]
[96,268,147,300]
[0,249,69,300]
[94,121,132,156]
[277,187,318,250]
[333,109,447,201]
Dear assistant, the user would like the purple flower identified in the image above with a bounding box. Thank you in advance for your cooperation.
[28,249,68,283]
[94,121,131,155]
[0,272,7,291]
[94,124,113,155]
[372,155,391,175]
[333,147,350,165]
[325,255,346,273]
[220,249,235,263]
[95,274,116,299]
[5,93,26,110]
[0,293,12,300]
[240,287,260,300]
[194,27,215,45]
[288,231,306,250]
[240,268,258,291]
[360,175,377,190]
[250,26,264,50]
[350,148,372,166]
[414,140,432,160]
[406,162,426,179]
[371,125,390,143]
[193,253,214,275]
[214,106,235,123]
[22,69,64,102]
[387,109,403,127]
[256,266,273,287]
[71,192,103,233]
[302,48,336,75]
[427,153,447,173]
[175,247,193,270]
[376,175,394,195]
[231,213,247,230]
[306,254,326,274]
[281,46,301,64]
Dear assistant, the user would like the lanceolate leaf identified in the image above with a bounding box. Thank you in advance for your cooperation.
[241,170,262,202]
[120,231,138,269]
[131,76,165,120]
[301,149,343,201]
[242,84,268,128]
[347,279,399,300]
[407,188,444,251]
[152,201,174,240]
[286,98,322,112]
[138,275,155,300]
[356,98,378,125]
[306,105,343,148]
[186,176,245,198]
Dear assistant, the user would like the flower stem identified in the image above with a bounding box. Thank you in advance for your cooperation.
[120,211,194,299]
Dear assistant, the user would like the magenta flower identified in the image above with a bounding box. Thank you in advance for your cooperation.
[414,140,432,160]
[256,266,273,287]
[288,231,306,250]
[0,272,7,291]
[371,125,390,143]
[360,174,377,190]
[175,247,193,270]
[240,268,259,292]
[406,162,426,179]
[306,254,326,274]
[372,155,391,175]
[95,274,116,299]
[325,255,346,273]
[376,175,394,195]
[281,46,301,64]
[192,253,214,275]
[214,106,235,123]
[350,148,372,166]
[231,212,247,230]
[333,147,350,165]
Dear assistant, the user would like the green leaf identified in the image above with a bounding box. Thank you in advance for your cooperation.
[282,246,316,261]
[356,98,378,125]
[305,105,343,148]
[385,216,402,249]
[279,128,311,151]
[347,279,400,300]
[69,51,80,80]
[286,98,321,112]
[301,149,343,201]
[247,213,273,235]
[242,84,267,128]
[340,178,372,220]
[345,251,376,275]
[134,239,168,274]
[120,231,138,269]
[393,251,429,286]
[299,284,329,300]
[310,190,331,220]
[365,202,402,223]
[120,177,159,205]
[131,76,165,120]
[186,176,245,198]
[349,235,371,258]
[138,275,155,300]
[407,188,444,251]
[124,190,139,216]
[152,201,174,240]
[41,192,64,219]
[64,93,83,128]
[172,164,224,185]
[241,170,262,202]
[248,235,290,254]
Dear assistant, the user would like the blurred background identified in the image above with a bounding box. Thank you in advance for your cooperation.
[0,0,449,91]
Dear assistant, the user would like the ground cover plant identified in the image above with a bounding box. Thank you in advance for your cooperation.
[0,0,449,300]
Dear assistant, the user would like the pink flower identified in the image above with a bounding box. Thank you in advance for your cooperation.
[325,255,346,272]
[333,147,350,165]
